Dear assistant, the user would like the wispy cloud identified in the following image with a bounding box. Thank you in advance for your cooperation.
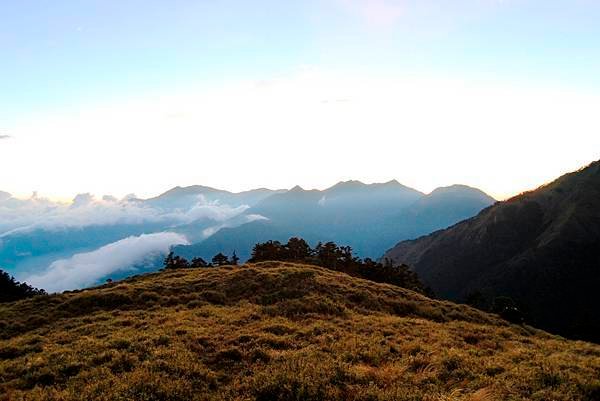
[201,213,268,238]
[338,0,405,28]
[335,0,514,33]
[24,232,188,292]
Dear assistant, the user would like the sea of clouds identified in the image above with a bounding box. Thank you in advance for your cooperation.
[24,232,189,292]
[0,192,249,237]
[0,191,263,292]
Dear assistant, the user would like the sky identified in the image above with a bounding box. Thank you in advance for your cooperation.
[1,0,599,201]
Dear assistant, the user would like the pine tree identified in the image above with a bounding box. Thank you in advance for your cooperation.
[191,257,208,268]
[164,252,176,269]
[212,253,230,266]
[231,251,240,266]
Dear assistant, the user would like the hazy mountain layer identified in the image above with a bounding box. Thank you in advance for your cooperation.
[176,181,494,261]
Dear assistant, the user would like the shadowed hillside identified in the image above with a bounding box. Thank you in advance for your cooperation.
[384,160,600,342]
[1,263,598,400]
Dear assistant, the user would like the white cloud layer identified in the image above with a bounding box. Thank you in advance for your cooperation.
[0,192,248,237]
[24,232,188,293]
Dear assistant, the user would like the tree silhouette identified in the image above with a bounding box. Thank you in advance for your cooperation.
[231,251,240,266]
[164,252,175,268]
[1,269,46,302]
[212,252,230,266]
[164,252,190,269]
[249,240,284,262]
[190,257,208,268]
[315,242,340,269]
[284,237,312,260]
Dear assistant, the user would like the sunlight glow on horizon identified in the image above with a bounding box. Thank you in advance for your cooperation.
[2,69,599,202]
[1,1,600,201]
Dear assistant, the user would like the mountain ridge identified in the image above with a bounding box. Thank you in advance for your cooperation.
[175,183,494,261]
[383,160,600,342]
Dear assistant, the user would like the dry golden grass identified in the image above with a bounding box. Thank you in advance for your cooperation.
[1,262,599,400]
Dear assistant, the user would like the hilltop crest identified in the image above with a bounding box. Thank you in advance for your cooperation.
[1,262,598,400]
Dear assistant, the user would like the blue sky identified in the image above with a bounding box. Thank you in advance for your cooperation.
[4,0,600,116]
[1,1,600,199]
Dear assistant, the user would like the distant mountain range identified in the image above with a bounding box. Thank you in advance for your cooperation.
[0,179,494,291]
[175,181,494,262]
[145,185,284,210]
[383,160,600,342]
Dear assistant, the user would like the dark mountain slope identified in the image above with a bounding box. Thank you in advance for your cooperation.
[384,160,600,342]
[379,184,496,241]
[1,262,598,400]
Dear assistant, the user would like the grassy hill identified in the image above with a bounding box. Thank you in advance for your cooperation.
[1,263,599,400]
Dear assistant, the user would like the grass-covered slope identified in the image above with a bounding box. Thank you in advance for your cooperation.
[1,263,599,401]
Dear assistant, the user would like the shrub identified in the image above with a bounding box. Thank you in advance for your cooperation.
[109,354,137,373]
[201,290,227,305]
[154,335,171,346]
[215,347,244,363]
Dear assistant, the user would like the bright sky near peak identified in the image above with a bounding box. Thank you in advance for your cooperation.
[1,0,599,201]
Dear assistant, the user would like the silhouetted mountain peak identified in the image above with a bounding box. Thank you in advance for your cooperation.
[146,185,281,210]
[329,180,366,189]
[376,179,425,194]
[426,185,495,202]
[430,184,478,194]
[157,185,226,198]
[324,180,367,194]
[325,179,423,197]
